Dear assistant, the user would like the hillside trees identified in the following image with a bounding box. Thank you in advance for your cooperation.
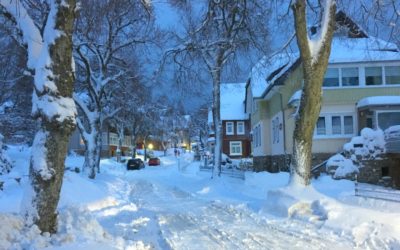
[0,0,77,233]
[73,0,155,178]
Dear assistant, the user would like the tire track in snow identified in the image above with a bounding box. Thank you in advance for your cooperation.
[124,179,355,250]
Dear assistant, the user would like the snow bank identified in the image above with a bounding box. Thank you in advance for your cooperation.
[263,185,327,219]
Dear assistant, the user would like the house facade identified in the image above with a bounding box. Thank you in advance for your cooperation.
[208,83,251,158]
[246,12,400,172]
[68,125,134,158]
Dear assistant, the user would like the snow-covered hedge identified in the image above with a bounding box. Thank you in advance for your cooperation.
[0,134,13,175]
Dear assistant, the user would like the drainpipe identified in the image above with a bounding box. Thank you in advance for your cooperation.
[279,92,288,171]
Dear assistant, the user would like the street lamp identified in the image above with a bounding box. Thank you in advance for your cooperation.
[148,143,154,150]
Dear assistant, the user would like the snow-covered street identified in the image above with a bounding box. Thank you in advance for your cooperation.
[1,148,400,249]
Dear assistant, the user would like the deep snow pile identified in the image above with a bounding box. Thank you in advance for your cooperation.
[0,146,399,249]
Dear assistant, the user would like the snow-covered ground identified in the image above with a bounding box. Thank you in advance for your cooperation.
[1,146,400,249]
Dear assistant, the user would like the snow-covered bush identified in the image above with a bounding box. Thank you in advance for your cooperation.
[327,128,385,179]
[343,128,385,159]
[0,133,13,175]
[326,154,359,179]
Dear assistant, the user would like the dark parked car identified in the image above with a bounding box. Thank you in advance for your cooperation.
[127,158,145,170]
[148,157,161,166]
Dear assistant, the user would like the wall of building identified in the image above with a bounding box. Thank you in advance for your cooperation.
[221,120,251,158]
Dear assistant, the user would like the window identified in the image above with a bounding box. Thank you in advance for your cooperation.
[109,133,118,145]
[332,116,341,135]
[382,166,389,177]
[316,117,326,135]
[230,141,242,156]
[377,111,400,131]
[253,124,261,148]
[315,115,354,137]
[226,122,234,135]
[365,67,383,85]
[237,121,245,135]
[344,116,354,134]
[385,66,400,85]
[272,117,280,143]
[342,67,359,86]
[323,68,339,87]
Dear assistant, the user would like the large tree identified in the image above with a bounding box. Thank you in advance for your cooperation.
[0,0,77,233]
[290,0,336,186]
[167,0,270,177]
[73,0,153,178]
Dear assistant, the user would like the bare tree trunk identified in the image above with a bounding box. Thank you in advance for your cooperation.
[290,0,336,186]
[117,125,124,162]
[162,141,167,156]
[81,120,102,178]
[212,68,222,177]
[25,0,76,233]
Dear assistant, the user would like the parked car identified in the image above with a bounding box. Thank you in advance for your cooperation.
[127,158,145,170]
[148,157,161,166]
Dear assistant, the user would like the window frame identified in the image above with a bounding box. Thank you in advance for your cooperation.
[385,66,400,85]
[323,68,340,87]
[341,67,359,86]
[226,122,234,135]
[376,110,400,131]
[365,66,383,86]
[229,141,242,156]
[253,124,261,148]
[272,117,280,144]
[237,121,245,135]
[323,64,400,89]
[314,114,355,138]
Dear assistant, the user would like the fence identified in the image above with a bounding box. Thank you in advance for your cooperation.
[355,175,400,202]
[199,158,245,180]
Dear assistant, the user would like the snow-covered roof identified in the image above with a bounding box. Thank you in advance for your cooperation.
[249,36,400,101]
[220,83,248,120]
[357,96,400,108]
[329,37,400,64]
[249,52,298,98]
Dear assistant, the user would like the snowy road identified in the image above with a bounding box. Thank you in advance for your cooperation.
[2,149,399,249]
[93,157,357,250]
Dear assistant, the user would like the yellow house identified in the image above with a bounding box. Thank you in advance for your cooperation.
[246,11,400,172]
